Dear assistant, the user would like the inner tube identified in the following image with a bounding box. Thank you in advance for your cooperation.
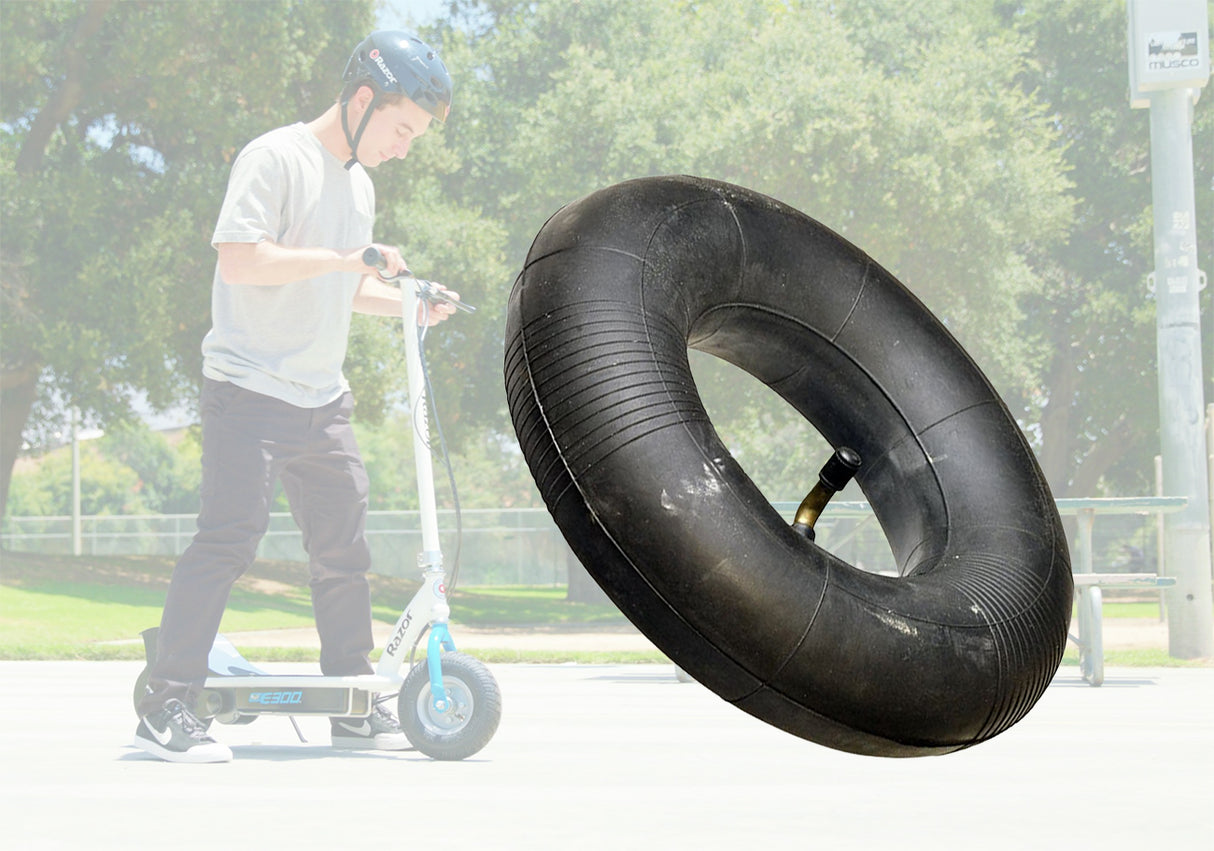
[504,176,1072,757]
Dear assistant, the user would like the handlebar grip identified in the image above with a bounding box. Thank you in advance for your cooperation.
[363,246,390,271]
[364,245,416,281]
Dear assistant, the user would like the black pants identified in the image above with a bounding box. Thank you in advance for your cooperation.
[139,379,374,716]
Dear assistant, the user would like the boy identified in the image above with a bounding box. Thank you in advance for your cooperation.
[135,31,456,763]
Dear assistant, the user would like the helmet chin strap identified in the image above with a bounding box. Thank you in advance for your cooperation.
[340,90,379,170]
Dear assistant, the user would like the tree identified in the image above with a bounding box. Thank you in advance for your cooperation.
[6,0,1189,538]
[1,0,376,519]
[5,421,201,517]
[1007,0,1213,497]
[435,0,1073,490]
[98,420,200,514]
[437,0,1208,501]
[430,0,1080,599]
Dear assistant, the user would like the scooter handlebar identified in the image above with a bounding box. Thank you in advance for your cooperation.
[362,246,475,313]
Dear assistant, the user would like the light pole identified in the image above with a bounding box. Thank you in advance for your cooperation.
[1127,0,1212,658]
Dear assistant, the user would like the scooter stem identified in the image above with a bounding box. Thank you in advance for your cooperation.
[402,281,443,569]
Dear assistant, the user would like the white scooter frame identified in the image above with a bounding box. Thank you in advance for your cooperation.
[135,256,500,761]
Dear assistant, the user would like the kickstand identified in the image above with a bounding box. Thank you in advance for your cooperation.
[289,716,307,743]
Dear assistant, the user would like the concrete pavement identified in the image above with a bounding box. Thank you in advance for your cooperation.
[1,660,1210,850]
[215,613,1172,654]
[218,621,664,653]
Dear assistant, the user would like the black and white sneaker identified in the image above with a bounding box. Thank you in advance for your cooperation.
[331,702,411,750]
[133,699,233,764]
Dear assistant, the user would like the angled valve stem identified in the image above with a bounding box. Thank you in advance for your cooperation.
[791,447,862,541]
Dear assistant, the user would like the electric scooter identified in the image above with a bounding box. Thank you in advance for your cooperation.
[133,250,500,761]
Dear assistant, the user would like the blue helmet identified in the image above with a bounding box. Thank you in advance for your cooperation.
[342,30,452,123]
[339,30,452,168]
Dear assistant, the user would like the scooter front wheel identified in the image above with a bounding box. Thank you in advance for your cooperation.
[399,652,501,760]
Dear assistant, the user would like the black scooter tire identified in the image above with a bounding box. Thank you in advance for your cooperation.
[504,176,1072,757]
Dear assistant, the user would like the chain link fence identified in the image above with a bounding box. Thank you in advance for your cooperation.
[0,509,575,585]
[1,501,1167,584]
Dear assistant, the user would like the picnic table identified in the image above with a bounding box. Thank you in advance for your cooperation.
[1056,498,1186,686]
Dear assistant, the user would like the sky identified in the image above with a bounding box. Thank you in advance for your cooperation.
[379,0,448,28]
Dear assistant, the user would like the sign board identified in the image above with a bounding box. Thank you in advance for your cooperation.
[1127,0,1210,107]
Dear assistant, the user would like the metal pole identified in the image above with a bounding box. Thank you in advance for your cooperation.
[1204,405,1214,563]
[70,409,82,556]
[1147,87,1213,658]
[1155,455,1167,622]
[1208,405,1213,574]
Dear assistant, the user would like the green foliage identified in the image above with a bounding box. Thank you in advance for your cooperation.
[690,352,833,502]
[435,0,1076,496]
[3,0,1202,520]
[0,0,376,505]
[350,410,542,510]
[353,409,421,510]
[4,403,533,517]
[98,420,201,513]
[7,421,199,516]
[437,0,1209,499]
[364,121,516,437]
[9,441,144,516]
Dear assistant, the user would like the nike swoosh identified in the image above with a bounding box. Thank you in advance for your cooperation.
[143,718,174,746]
[337,720,372,736]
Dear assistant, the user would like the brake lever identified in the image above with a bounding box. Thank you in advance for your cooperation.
[362,246,477,313]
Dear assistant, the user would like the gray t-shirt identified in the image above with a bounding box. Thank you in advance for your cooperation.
[202,122,375,408]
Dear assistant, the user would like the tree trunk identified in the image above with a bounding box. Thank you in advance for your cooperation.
[15,0,113,174]
[0,366,39,522]
[1067,415,1142,498]
[565,544,611,604]
[1037,347,1079,494]
[4,1,113,522]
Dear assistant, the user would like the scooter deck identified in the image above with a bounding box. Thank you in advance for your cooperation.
[202,634,401,718]
[201,674,402,717]
[204,674,402,690]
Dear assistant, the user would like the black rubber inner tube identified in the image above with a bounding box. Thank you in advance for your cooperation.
[504,176,1073,757]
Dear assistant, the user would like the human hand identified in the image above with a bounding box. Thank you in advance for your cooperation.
[359,243,408,278]
[418,282,462,326]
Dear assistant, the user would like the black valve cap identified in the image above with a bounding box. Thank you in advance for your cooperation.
[818,447,862,493]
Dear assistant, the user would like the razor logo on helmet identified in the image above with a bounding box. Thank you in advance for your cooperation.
[368,48,399,87]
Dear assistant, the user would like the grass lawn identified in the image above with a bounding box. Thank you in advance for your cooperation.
[0,551,632,661]
[1,550,1209,667]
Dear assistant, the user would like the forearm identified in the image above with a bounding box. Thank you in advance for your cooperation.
[353,276,404,316]
[216,240,369,287]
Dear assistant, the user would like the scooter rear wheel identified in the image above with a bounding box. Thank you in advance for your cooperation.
[399,652,501,760]
[132,666,150,717]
